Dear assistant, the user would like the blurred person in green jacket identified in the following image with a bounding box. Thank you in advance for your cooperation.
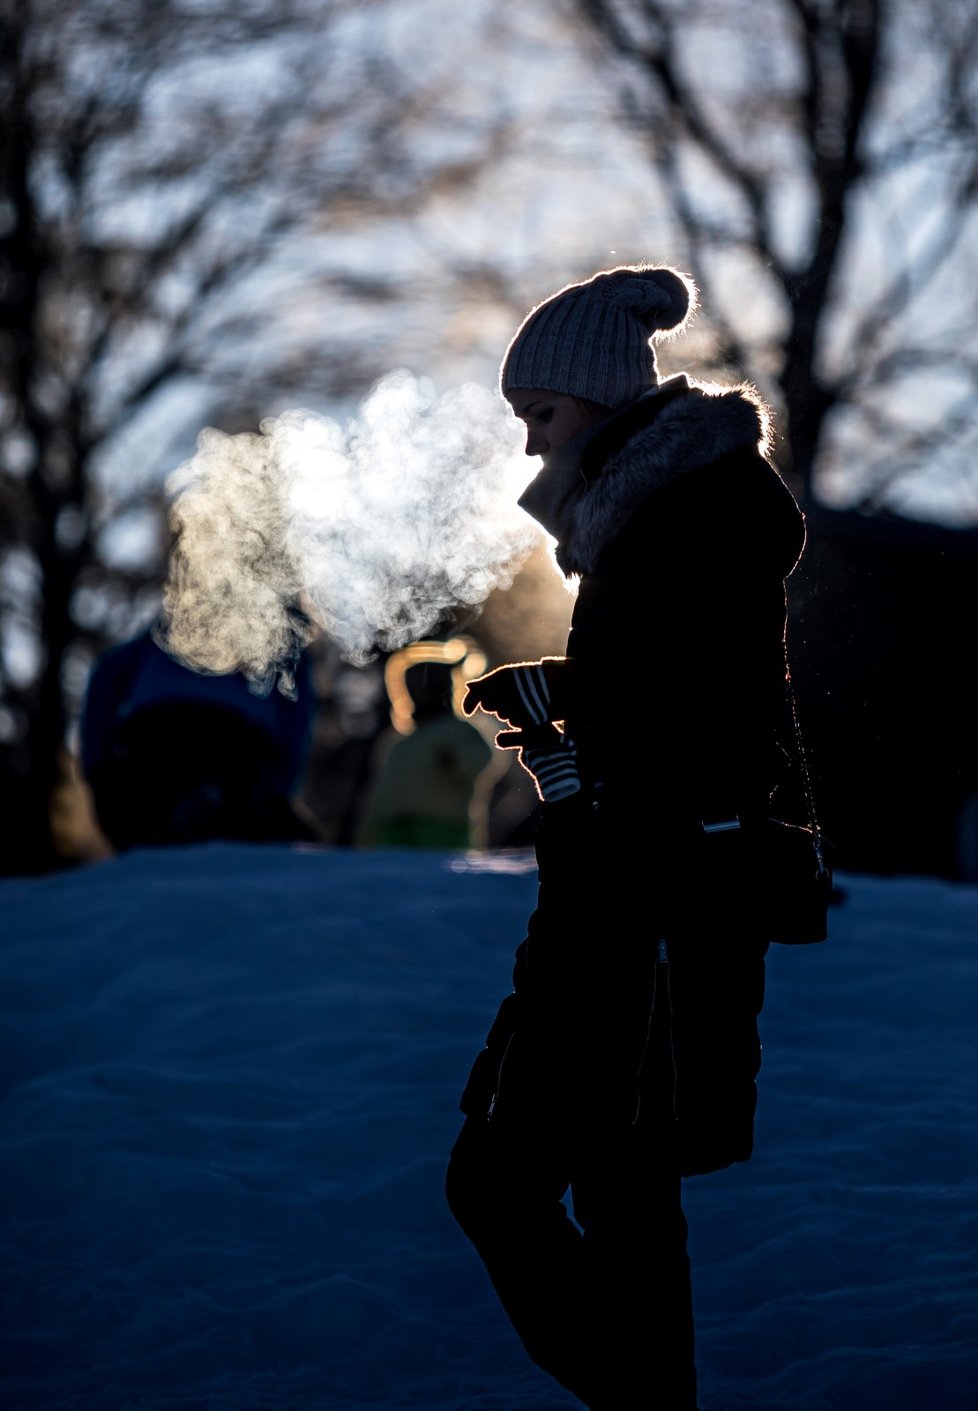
[357,647,495,851]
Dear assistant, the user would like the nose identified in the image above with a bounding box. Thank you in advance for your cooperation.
[525,428,547,457]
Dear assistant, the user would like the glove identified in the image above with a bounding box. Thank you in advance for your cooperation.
[520,728,581,804]
[496,721,581,804]
[461,660,558,730]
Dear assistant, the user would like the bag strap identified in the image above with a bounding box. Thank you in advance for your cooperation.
[784,655,830,879]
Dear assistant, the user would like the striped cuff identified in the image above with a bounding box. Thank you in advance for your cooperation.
[512,664,552,726]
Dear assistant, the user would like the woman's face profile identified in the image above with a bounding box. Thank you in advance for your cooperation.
[505,389,605,460]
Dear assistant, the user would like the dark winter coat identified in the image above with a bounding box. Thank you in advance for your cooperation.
[460,377,807,1176]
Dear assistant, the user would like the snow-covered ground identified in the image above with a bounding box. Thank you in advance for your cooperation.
[2,842,976,1410]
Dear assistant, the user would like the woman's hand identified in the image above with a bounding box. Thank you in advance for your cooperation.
[460,661,554,730]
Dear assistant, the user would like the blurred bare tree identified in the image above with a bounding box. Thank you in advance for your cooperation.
[570,0,978,514]
[0,0,512,871]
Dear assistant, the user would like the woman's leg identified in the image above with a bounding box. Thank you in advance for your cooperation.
[570,1125,698,1410]
[446,1113,698,1411]
[446,1113,597,1405]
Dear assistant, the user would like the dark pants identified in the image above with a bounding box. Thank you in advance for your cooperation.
[446,797,766,1409]
[446,1112,698,1410]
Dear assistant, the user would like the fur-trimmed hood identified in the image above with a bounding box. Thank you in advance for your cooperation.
[517,375,775,577]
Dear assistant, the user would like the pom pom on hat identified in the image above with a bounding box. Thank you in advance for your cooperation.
[501,263,697,408]
[604,266,693,332]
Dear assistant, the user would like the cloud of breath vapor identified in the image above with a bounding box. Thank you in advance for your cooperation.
[159,372,537,692]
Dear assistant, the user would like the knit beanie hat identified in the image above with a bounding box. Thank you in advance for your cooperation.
[500,263,697,409]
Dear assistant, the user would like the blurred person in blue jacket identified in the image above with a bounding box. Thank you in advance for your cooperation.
[80,621,322,852]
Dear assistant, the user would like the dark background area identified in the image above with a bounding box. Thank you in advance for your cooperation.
[789,509,978,881]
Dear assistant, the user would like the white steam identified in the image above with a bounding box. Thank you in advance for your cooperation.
[160,371,537,690]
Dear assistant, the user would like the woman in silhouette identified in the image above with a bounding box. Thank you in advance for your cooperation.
[446,263,807,1410]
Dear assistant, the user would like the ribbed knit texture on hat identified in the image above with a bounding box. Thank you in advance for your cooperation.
[500,264,697,409]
